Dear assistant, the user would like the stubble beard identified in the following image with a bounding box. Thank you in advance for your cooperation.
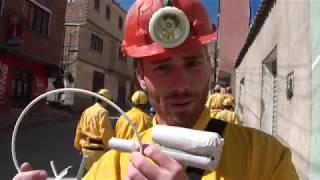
[149,82,210,128]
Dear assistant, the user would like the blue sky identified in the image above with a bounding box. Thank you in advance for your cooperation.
[115,0,261,26]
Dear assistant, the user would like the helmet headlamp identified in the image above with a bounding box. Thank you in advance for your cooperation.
[149,1,190,48]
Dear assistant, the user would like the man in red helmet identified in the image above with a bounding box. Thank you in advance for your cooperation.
[13,0,298,179]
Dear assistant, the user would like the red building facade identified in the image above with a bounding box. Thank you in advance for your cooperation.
[0,0,67,114]
[218,0,250,88]
[0,56,48,111]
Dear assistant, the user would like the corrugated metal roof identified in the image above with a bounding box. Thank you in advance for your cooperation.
[235,0,276,68]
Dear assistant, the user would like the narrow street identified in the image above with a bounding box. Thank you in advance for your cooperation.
[0,120,82,179]
[0,0,319,179]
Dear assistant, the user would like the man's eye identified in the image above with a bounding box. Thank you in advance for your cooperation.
[186,60,201,68]
[153,64,171,71]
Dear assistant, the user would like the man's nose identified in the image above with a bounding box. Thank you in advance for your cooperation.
[170,67,190,92]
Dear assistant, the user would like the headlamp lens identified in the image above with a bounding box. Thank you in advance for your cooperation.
[149,7,190,48]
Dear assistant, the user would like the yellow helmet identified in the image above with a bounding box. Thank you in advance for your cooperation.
[97,89,112,100]
[131,90,148,105]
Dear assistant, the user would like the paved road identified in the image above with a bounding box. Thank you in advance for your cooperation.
[0,120,82,179]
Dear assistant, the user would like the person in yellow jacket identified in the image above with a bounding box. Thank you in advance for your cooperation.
[73,88,115,171]
[115,90,152,139]
[12,0,298,179]
[223,86,235,110]
[206,85,224,118]
[215,98,241,125]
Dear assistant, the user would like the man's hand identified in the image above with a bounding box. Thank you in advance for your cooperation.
[126,144,189,180]
[12,162,47,180]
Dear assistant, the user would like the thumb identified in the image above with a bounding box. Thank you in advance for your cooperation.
[13,170,47,180]
[20,162,33,172]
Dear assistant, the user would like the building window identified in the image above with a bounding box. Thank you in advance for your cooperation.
[117,83,126,108]
[90,34,103,53]
[94,0,100,11]
[118,46,126,62]
[118,16,123,30]
[25,0,51,37]
[0,0,4,16]
[92,71,104,92]
[238,77,245,116]
[11,70,32,108]
[105,5,110,20]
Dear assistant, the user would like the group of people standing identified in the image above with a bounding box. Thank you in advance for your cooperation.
[206,85,241,125]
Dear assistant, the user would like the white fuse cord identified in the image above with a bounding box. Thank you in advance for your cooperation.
[11,88,143,175]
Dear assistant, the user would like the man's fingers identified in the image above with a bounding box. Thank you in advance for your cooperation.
[129,145,188,180]
[126,161,148,180]
[13,170,47,180]
[13,163,47,180]
[20,162,33,172]
[143,144,181,170]
[130,151,161,179]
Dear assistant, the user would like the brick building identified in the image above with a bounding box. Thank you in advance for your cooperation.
[0,0,67,126]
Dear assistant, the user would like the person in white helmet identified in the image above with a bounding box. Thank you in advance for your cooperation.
[13,0,298,180]
[115,90,152,139]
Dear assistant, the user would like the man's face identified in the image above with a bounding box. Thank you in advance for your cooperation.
[136,46,211,128]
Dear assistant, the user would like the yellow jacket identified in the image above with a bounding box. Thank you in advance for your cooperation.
[74,103,114,150]
[223,93,235,109]
[215,109,241,125]
[115,107,152,139]
[84,107,298,180]
[206,93,224,118]
[223,94,235,103]
[210,109,222,119]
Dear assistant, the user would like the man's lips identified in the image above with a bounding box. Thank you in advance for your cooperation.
[167,100,193,111]
[165,93,194,109]
[166,96,192,104]
[170,101,191,106]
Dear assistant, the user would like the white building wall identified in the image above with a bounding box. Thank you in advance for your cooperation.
[236,1,312,178]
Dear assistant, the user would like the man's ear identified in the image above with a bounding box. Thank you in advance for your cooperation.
[136,66,147,90]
